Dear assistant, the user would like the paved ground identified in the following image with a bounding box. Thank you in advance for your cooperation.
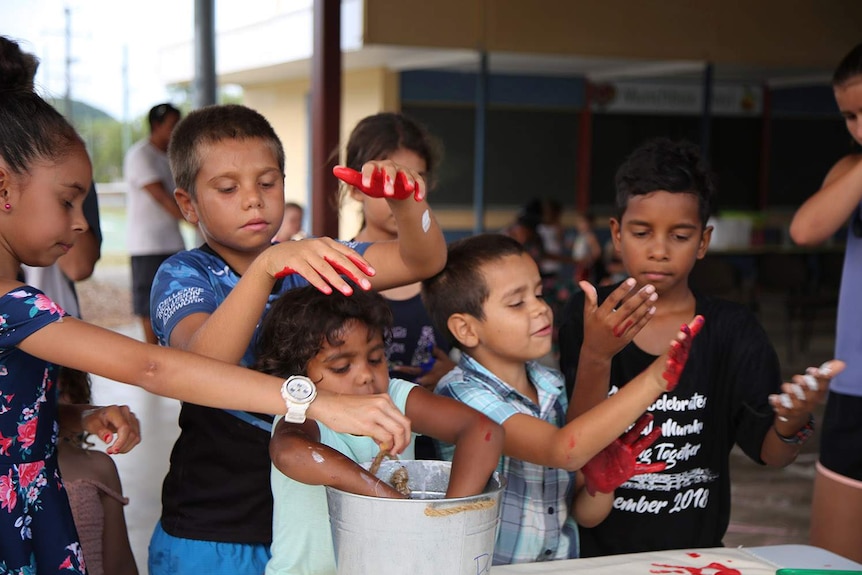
[74,261,838,572]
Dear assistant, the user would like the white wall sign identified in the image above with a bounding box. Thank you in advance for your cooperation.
[591,82,762,116]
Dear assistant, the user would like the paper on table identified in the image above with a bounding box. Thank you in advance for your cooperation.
[490,547,778,574]
[745,545,862,571]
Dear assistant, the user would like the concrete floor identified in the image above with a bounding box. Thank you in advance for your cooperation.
[76,263,839,573]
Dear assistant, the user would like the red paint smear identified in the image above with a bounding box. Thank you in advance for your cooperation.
[484,431,491,442]
[568,436,576,449]
[688,553,701,558]
[650,562,740,575]
[612,320,633,338]
[273,266,296,279]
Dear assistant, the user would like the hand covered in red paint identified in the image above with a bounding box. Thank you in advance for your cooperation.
[582,413,666,496]
[266,236,376,295]
[659,315,705,391]
[333,159,426,202]
[579,278,658,360]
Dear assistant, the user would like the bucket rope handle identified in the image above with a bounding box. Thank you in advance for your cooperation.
[424,498,497,517]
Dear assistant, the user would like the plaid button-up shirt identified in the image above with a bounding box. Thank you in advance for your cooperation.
[435,353,579,565]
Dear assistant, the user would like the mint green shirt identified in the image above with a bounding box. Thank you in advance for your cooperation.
[266,379,417,575]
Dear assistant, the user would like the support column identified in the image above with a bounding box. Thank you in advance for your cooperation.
[758,84,772,211]
[700,62,714,163]
[473,50,489,235]
[193,0,216,109]
[310,0,341,238]
[575,81,594,213]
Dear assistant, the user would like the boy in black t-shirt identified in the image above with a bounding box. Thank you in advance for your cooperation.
[558,138,843,556]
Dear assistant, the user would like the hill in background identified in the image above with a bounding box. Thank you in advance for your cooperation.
[47,97,116,123]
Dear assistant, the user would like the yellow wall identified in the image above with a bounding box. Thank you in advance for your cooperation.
[244,72,570,236]
[244,67,400,240]
[365,0,861,69]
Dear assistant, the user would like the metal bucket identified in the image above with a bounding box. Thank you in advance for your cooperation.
[326,460,503,575]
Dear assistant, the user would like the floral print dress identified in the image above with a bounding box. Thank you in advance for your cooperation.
[0,287,86,575]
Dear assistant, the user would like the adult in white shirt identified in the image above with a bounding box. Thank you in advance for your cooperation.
[123,103,185,344]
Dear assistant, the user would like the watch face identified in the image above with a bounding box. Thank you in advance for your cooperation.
[286,376,314,401]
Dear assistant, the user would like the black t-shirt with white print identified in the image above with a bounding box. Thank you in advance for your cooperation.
[558,283,781,556]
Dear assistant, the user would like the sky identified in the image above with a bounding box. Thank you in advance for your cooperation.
[1,0,197,120]
[0,0,277,121]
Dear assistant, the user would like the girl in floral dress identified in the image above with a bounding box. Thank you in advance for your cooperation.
[0,37,411,575]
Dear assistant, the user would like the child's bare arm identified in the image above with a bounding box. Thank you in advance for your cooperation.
[790,154,862,246]
[336,162,446,290]
[18,316,413,453]
[568,279,657,421]
[270,419,405,498]
[405,387,504,498]
[95,453,139,575]
[168,238,375,365]
[506,316,703,471]
[571,472,613,529]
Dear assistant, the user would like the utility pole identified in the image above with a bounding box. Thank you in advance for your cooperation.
[122,45,131,152]
[64,6,73,122]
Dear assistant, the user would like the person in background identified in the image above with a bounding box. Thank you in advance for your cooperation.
[423,233,703,565]
[571,211,602,284]
[344,112,455,458]
[558,137,841,556]
[57,367,139,575]
[503,201,545,266]
[789,41,862,562]
[272,201,306,243]
[598,236,627,286]
[123,102,184,344]
[535,198,577,355]
[258,285,503,575]
[536,198,567,282]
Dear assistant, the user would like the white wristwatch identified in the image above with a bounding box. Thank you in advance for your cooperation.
[281,375,318,424]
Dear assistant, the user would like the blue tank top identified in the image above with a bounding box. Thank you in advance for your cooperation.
[833,209,862,396]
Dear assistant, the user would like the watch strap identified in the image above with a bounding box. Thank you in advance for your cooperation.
[284,403,311,424]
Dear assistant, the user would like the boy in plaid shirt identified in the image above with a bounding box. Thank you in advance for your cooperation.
[422,233,702,565]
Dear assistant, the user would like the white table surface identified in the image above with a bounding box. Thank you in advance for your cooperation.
[489,545,862,573]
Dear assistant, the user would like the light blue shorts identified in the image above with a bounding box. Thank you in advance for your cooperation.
[148,521,271,575]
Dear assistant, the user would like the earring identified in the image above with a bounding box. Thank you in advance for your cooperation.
[3,204,9,210]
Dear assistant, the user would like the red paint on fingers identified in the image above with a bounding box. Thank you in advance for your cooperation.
[661,316,704,391]
[346,253,375,276]
[322,256,361,292]
[333,166,414,200]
